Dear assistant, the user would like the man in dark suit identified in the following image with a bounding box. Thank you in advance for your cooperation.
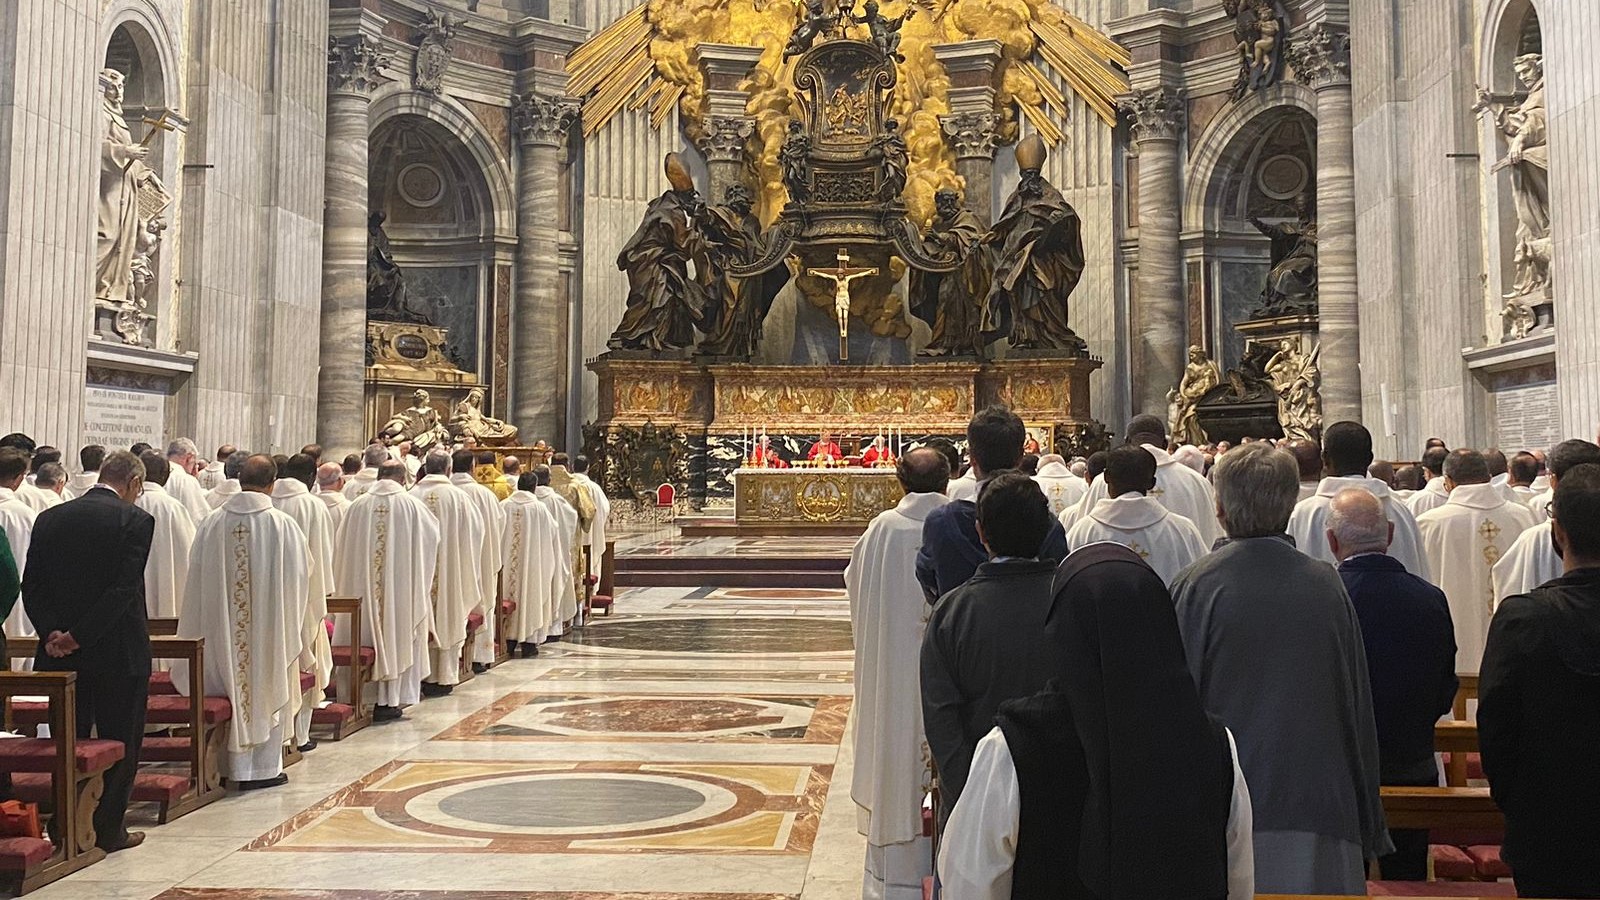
[1328,487,1456,880]
[1481,463,1600,899]
[916,405,1067,601]
[22,449,154,853]
[920,472,1066,824]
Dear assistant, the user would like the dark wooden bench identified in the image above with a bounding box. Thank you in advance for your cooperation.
[315,597,368,740]
[1452,673,1479,721]
[0,672,127,894]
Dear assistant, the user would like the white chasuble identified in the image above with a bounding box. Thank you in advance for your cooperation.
[573,471,612,565]
[15,482,60,514]
[410,475,484,683]
[1289,476,1430,579]
[342,468,379,501]
[173,491,308,756]
[534,486,579,628]
[1066,493,1209,586]
[1417,483,1536,672]
[1073,444,1221,546]
[207,478,241,511]
[0,490,37,639]
[1492,521,1561,606]
[451,473,505,665]
[64,472,98,500]
[166,466,212,524]
[1407,477,1451,518]
[197,461,225,491]
[1031,461,1087,518]
[333,480,440,693]
[846,492,947,853]
[500,491,559,644]
[318,489,350,551]
[135,482,196,619]
[271,479,335,692]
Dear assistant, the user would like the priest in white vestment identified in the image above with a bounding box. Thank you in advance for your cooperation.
[411,452,484,693]
[197,444,235,492]
[0,449,38,644]
[448,450,503,670]
[1491,440,1600,603]
[532,466,579,636]
[342,445,389,500]
[174,455,308,788]
[271,455,334,751]
[946,469,978,502]
[334,461,439,719]
[315,464,351,540]
[15,475,62,514]
[1288,422,1430,579]
[1065,446,1208,587]
[164,439,213,523]
[1407,449,1452,517]
[1031,453,1086,518]
[846,448,950,900]
[572,456,611,589]
[206,451,249,511]
[65,445,105,499]
[1072,416,1222,547]
[132,453,195,621]
[500,474,559,653]
[1417,450,1536,673]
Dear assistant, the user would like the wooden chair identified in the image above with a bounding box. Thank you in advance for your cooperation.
[315,597,369,740]
[1436,720,1480,787]
[1452,673,1479,721]
[0,672,127,894]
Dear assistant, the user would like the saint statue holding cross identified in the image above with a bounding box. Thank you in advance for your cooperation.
[804,248,878,362]
[96,68,173,313]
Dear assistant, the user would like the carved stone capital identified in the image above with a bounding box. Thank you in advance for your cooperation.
[1119,86,1187,143]
[1288,23,1352,89]
[698,116,755,164]
[512,92,580,148]
[327,34,388,95]
[940,111,998,160]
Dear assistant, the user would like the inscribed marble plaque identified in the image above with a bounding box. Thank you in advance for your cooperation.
[1494,381,1561,451]
[83,385,166,449]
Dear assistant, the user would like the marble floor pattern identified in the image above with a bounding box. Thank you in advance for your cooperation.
[27,582,867,900]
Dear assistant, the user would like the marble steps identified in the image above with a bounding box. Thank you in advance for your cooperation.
[615,553,846,589]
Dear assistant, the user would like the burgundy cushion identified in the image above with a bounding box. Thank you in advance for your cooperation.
[0,738,125,774]
[1467,752,1485,780]
[130,772,191,805]
[8,702,46,729]
[1467,844,1512,879]
[591,594,614,609]
[1430,843,1477,880]
[145,695,232,726]
[311,702,355,725]
[148,672,178,695]
[466,612,485,631]
[331,646,376,667]
[922,877,934,900]
[299,671,317,693]
[139,736,193,764]
[0,836,52,871]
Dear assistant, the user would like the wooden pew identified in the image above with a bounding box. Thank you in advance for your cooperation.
[1453,673,1479,721]
[8,636,228,824]
[0,672,127,894]
[1437,720,1480,787]
[1381,786,1503,831]
[315,597,369,740]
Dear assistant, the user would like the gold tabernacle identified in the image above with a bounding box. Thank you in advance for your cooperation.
[734,468,905,526]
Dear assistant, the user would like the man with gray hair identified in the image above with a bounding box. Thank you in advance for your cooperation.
[165,438,210,523]
[342,443,391,501]
[1329,488,1456,880]
[314,462,351,539]
[1416,449,1535,672]
[31,462,66,504]
[205,450,253,511]
[1171,442,1389,894]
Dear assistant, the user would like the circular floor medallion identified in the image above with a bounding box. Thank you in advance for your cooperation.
[407,772,737,836]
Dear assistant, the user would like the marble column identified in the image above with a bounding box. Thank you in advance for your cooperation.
[1291,24,1360,425]
[696,45,763,204]
[934,40,1003,223]
[317,35,387,457]
[1120,86,1187,420]
[511,91,579,445]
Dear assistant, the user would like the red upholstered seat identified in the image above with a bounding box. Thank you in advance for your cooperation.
[299,671,317,693]
[130,772,192,806]
[590,594,614,610]
[1466,844,1512,879]
[1440,752,1486,781]
[311,702,355,726]
[8,702,45,728]
[466,611,485,631]
[332,646,376,667]
[0,738,124,774]
[148,672,178,695]
[0,836,53,872]
[139,736,193,763]
[145,695,232,726]
[921,804,934,838]
[1430,844,1478,880]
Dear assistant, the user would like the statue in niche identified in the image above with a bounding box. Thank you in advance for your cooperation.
[697,184,787,359]
[367,211,431,323]
[1224,0,1287,101]
[780,121,813,205]
[851,0,916,62]
[1266,339,1323,441]
[910,188,988,357]
[96,68,172,343]
[870,117,909,202]
[979,135,1086,353]
[1478,53,1550,338]
[1249,193,1318,317]
[381,388,452,452]
[449,387,518,445]
[1168,345,1222,446]
[783,0,836,60]
[607,153,709,354]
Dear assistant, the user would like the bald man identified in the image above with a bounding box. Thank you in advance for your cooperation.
[1329,488,1456,880]
[315,463,351,540]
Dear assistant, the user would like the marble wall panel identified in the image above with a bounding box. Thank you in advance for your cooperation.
[407,265,481,373]
[1218,261,1269,371]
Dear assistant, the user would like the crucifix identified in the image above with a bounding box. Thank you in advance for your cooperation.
[141,109,176,147]
[804,247,878,362]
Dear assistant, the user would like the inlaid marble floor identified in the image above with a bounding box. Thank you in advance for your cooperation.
[29,584,865,900]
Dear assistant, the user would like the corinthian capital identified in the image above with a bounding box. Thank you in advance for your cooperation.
[698,116,755,164]
[512,92,580,148]
[940,111,998,160]
[1288,23,1352,89]
[327,35,388,94]
[1119,86,1187,143]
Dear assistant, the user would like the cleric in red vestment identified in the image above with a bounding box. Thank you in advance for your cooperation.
[809,431,843,462]
[861,435,895,466]
[751,436,787,469]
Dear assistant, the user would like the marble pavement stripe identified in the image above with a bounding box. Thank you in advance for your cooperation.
[429,692,851,744]
[157,890,795,899]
